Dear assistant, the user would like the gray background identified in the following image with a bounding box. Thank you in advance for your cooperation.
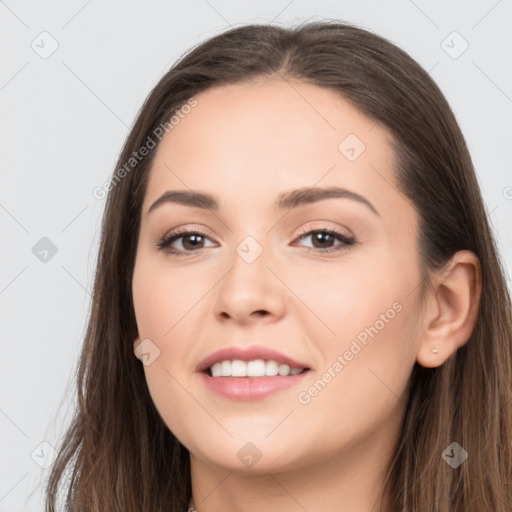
[1,0,511,509]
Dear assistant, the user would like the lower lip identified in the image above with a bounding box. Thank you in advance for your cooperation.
[198,371,310,400]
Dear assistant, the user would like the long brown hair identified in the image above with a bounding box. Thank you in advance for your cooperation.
[45,20,512,511]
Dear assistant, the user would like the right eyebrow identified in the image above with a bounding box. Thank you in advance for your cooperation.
[147,190,219,216]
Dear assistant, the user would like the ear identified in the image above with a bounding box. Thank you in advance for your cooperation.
[416,250,482,368]
[133,335,142,361]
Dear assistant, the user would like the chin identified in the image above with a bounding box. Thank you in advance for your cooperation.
[186,434,308,474]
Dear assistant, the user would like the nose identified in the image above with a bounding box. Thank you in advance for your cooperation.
[214,238,286,325]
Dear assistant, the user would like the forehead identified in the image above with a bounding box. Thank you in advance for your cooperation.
[143,79,401,215]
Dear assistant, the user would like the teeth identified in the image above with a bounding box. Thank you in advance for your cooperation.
[278,364,290,376]
[231,360,247,377]
[266,360,279,376]
[247,359,266,377]
[209,359,306,378]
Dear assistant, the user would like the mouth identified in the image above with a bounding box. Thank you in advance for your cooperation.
[203,359,310,378]
[196,345,312,400]
[196,344,311,374]
[196,346,311,402]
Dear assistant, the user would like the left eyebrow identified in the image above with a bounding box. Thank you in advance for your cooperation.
[275,186,379,216]
[146,186,379,217]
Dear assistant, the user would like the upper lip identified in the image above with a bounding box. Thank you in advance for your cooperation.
[196,345,311,373]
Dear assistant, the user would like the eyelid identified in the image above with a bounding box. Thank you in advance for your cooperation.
[156,226,215,252]
[294,222,354,240]
[159,222,352,243]
[156,222,356,256]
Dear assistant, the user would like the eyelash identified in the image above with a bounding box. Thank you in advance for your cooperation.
[156,226,356,257]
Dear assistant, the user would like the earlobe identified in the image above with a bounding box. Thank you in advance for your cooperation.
[133,336,142,360]
[416,250,482,368]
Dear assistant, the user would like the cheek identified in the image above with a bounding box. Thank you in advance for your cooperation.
[132,252,209,340]
[290,251,419,410]
[131,254,218,434]
[297,299,418,449]
[285,251,407,341]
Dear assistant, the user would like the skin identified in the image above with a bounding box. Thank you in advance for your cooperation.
[132,78,481,512]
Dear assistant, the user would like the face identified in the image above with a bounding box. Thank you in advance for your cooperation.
[132,78,424,474]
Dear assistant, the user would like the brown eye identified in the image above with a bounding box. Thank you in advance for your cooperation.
[156,229,215,256]
[295,229,355,253]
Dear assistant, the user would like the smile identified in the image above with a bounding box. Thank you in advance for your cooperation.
[208,359,307,378]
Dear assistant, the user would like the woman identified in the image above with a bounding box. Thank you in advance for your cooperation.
[45,20,512,511]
